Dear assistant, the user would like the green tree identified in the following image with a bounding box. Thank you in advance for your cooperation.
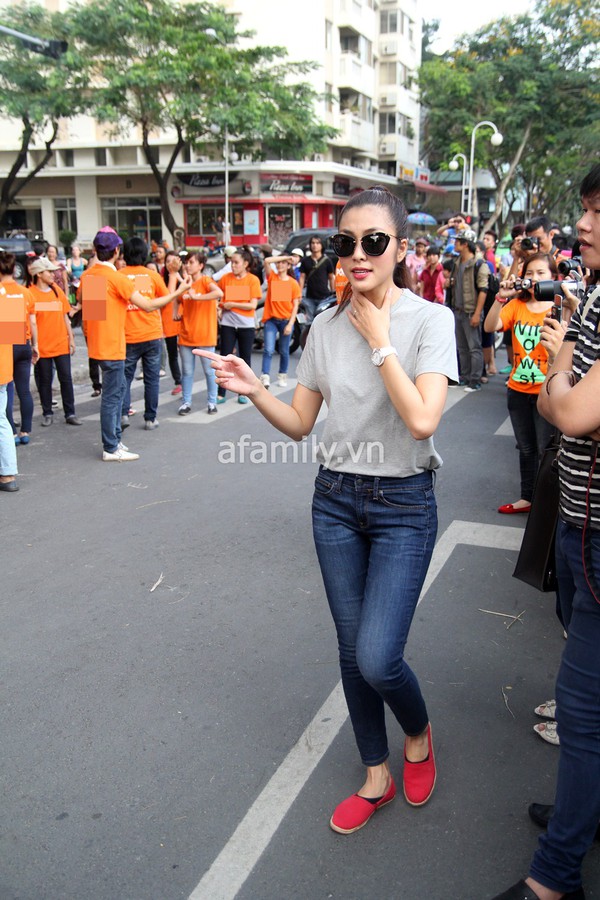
[419,0,600,235]
[0,4,83,226]
[67,0,336,241]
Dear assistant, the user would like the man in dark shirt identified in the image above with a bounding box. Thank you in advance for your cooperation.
[299,236,335,324]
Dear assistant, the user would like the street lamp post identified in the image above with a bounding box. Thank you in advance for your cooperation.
[206,28,232,245]
[466,120,503,221]
[448,152,468,215]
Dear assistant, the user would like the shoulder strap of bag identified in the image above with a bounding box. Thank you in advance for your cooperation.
[306,255,327,283]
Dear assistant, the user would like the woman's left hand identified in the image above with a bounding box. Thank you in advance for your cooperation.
[283,324,292,336]
[540,315,567,363]
[346,287,393,347]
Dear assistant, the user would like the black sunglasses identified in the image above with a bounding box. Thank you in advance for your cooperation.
[330,232,401,258]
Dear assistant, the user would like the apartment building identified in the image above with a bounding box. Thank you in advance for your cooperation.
[0,0,434,249]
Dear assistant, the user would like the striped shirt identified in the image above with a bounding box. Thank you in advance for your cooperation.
[558,285,600,529]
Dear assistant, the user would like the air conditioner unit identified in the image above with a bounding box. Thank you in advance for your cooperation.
[355,162,366,170]
[342,157,351,166]
[313,153,324,162]
[195,155,209,163]
[379,142,390,155]
[381,42,396,55]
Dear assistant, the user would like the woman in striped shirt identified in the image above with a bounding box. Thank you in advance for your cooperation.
[493,164,600,900]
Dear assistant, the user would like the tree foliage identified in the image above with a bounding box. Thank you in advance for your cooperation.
[65,0,337,238]
[419,0,600,234]
[0,4,83,224]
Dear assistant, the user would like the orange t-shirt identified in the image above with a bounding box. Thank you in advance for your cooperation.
[29,283,70,357]
[263,272,301,322]
[219,272,262,318]
[0,343,12,384]
[0,280,34,343]
[499,300,552,394]
[334,264,349,304]
[160,275,181,338]
[78,263,136,361]
[179,275,219,347]
[121,266,167,343]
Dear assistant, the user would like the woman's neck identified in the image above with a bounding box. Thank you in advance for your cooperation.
[362,281,400,308]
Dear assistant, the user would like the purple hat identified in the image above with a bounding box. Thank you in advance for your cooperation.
[93,226,123,253]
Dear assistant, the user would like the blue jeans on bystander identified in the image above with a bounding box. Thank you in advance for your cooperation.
[99,360,126,453]
[262,318,292,377]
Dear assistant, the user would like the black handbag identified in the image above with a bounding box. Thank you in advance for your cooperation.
[512,432,561,592]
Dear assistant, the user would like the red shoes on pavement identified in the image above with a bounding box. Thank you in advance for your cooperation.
[330,778,396,834]
[498,502,531,514]
[330,725,437,833]
[403,724,436,806]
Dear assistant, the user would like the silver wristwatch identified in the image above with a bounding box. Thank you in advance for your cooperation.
[371,346,398,367]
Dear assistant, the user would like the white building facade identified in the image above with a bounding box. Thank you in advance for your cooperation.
[0,0,431,249]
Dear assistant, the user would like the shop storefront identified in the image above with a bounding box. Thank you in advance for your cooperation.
[176,169,347,248]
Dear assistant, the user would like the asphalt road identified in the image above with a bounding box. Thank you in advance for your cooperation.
[2,342,599,900]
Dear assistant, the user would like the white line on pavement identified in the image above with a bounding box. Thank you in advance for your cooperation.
[495,416,514,437]
[188,518,524,900]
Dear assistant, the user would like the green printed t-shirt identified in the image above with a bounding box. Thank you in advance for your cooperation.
[499,300,551,394]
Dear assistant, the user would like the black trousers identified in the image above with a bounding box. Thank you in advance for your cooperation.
[36,355,76,419]
[218,325,255,398]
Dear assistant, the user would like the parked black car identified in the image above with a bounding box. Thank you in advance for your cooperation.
[282,228,338,263]
[0,235,38,283]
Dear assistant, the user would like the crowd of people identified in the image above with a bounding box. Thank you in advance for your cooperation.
[1,164,599,899]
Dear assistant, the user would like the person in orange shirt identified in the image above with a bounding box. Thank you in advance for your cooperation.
[334,260,349,304]
[29,257,81,427]
[1,252,37,445]
[177,252,223,415]
[161,250,184,395]
[78,227,191,461]
[0,249,31,488]
[259,255,300,389]
[484,252,558,514]
[217,247,262,404]
[120,237,170,431]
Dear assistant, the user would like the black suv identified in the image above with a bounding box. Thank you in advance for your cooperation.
[282,228,338,263]
[0,235,39,283]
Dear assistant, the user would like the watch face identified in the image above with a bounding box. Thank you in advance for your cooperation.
[372,349,382,366]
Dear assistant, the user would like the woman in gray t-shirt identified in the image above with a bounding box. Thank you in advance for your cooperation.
[196,186,457,836]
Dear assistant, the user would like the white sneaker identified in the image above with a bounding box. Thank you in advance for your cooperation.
[118,441,128,451]
[102,447,140,462]
[260,373,270,388]
[277,373,288,387]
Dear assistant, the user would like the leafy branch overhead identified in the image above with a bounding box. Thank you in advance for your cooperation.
[419,0,600,232]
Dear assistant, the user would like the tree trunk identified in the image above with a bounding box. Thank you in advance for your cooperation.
[0,118,58,224]
[141,122,185,243]
[484,122,532,236]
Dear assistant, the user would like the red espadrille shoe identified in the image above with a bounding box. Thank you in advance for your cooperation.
[329,778,396,834]
[403,724,436,806]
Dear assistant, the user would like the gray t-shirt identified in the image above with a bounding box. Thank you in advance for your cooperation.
[296,289,458,476]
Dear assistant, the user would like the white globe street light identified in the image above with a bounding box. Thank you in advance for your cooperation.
[467,120,503,219]
[448,152,468,215]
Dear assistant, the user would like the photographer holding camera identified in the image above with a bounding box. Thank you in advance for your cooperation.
[508,216,565,279]
[437,212,467,256]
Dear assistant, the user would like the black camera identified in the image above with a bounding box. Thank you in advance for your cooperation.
[534,280,586,302]
[520,236,540,252]
[514,277,533,291]
[557,257,583,276]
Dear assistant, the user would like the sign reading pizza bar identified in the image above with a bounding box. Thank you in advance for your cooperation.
[260,173,313,193]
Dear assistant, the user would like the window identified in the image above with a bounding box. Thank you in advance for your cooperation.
[397,113,413,138]
[64,149,74,167]
[399,63,410,87]
[95,148,107,167]
[146,145,159,165]
[55,198,77,236]
[379,113,396,135]
[380,10,398,33]
[379,62,397,84]
[181,144,192,164]
[340,90,373,122]
[100,197,162,244]
[185,205,227,238]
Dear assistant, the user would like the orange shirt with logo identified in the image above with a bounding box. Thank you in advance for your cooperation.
[219,272,262,318]
[78,263,136,360]
[0,280,34,342]
[179,275,219,347]
[121,266,168,343]
[29,283,71,357]
[263,272,301,321]
[0,343,12,384]
[334,264,349,304]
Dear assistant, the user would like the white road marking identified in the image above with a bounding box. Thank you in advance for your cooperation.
[188,519,524,900]
[495,415,514,437]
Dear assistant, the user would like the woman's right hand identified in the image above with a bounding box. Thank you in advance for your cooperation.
[194,350,260,397]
